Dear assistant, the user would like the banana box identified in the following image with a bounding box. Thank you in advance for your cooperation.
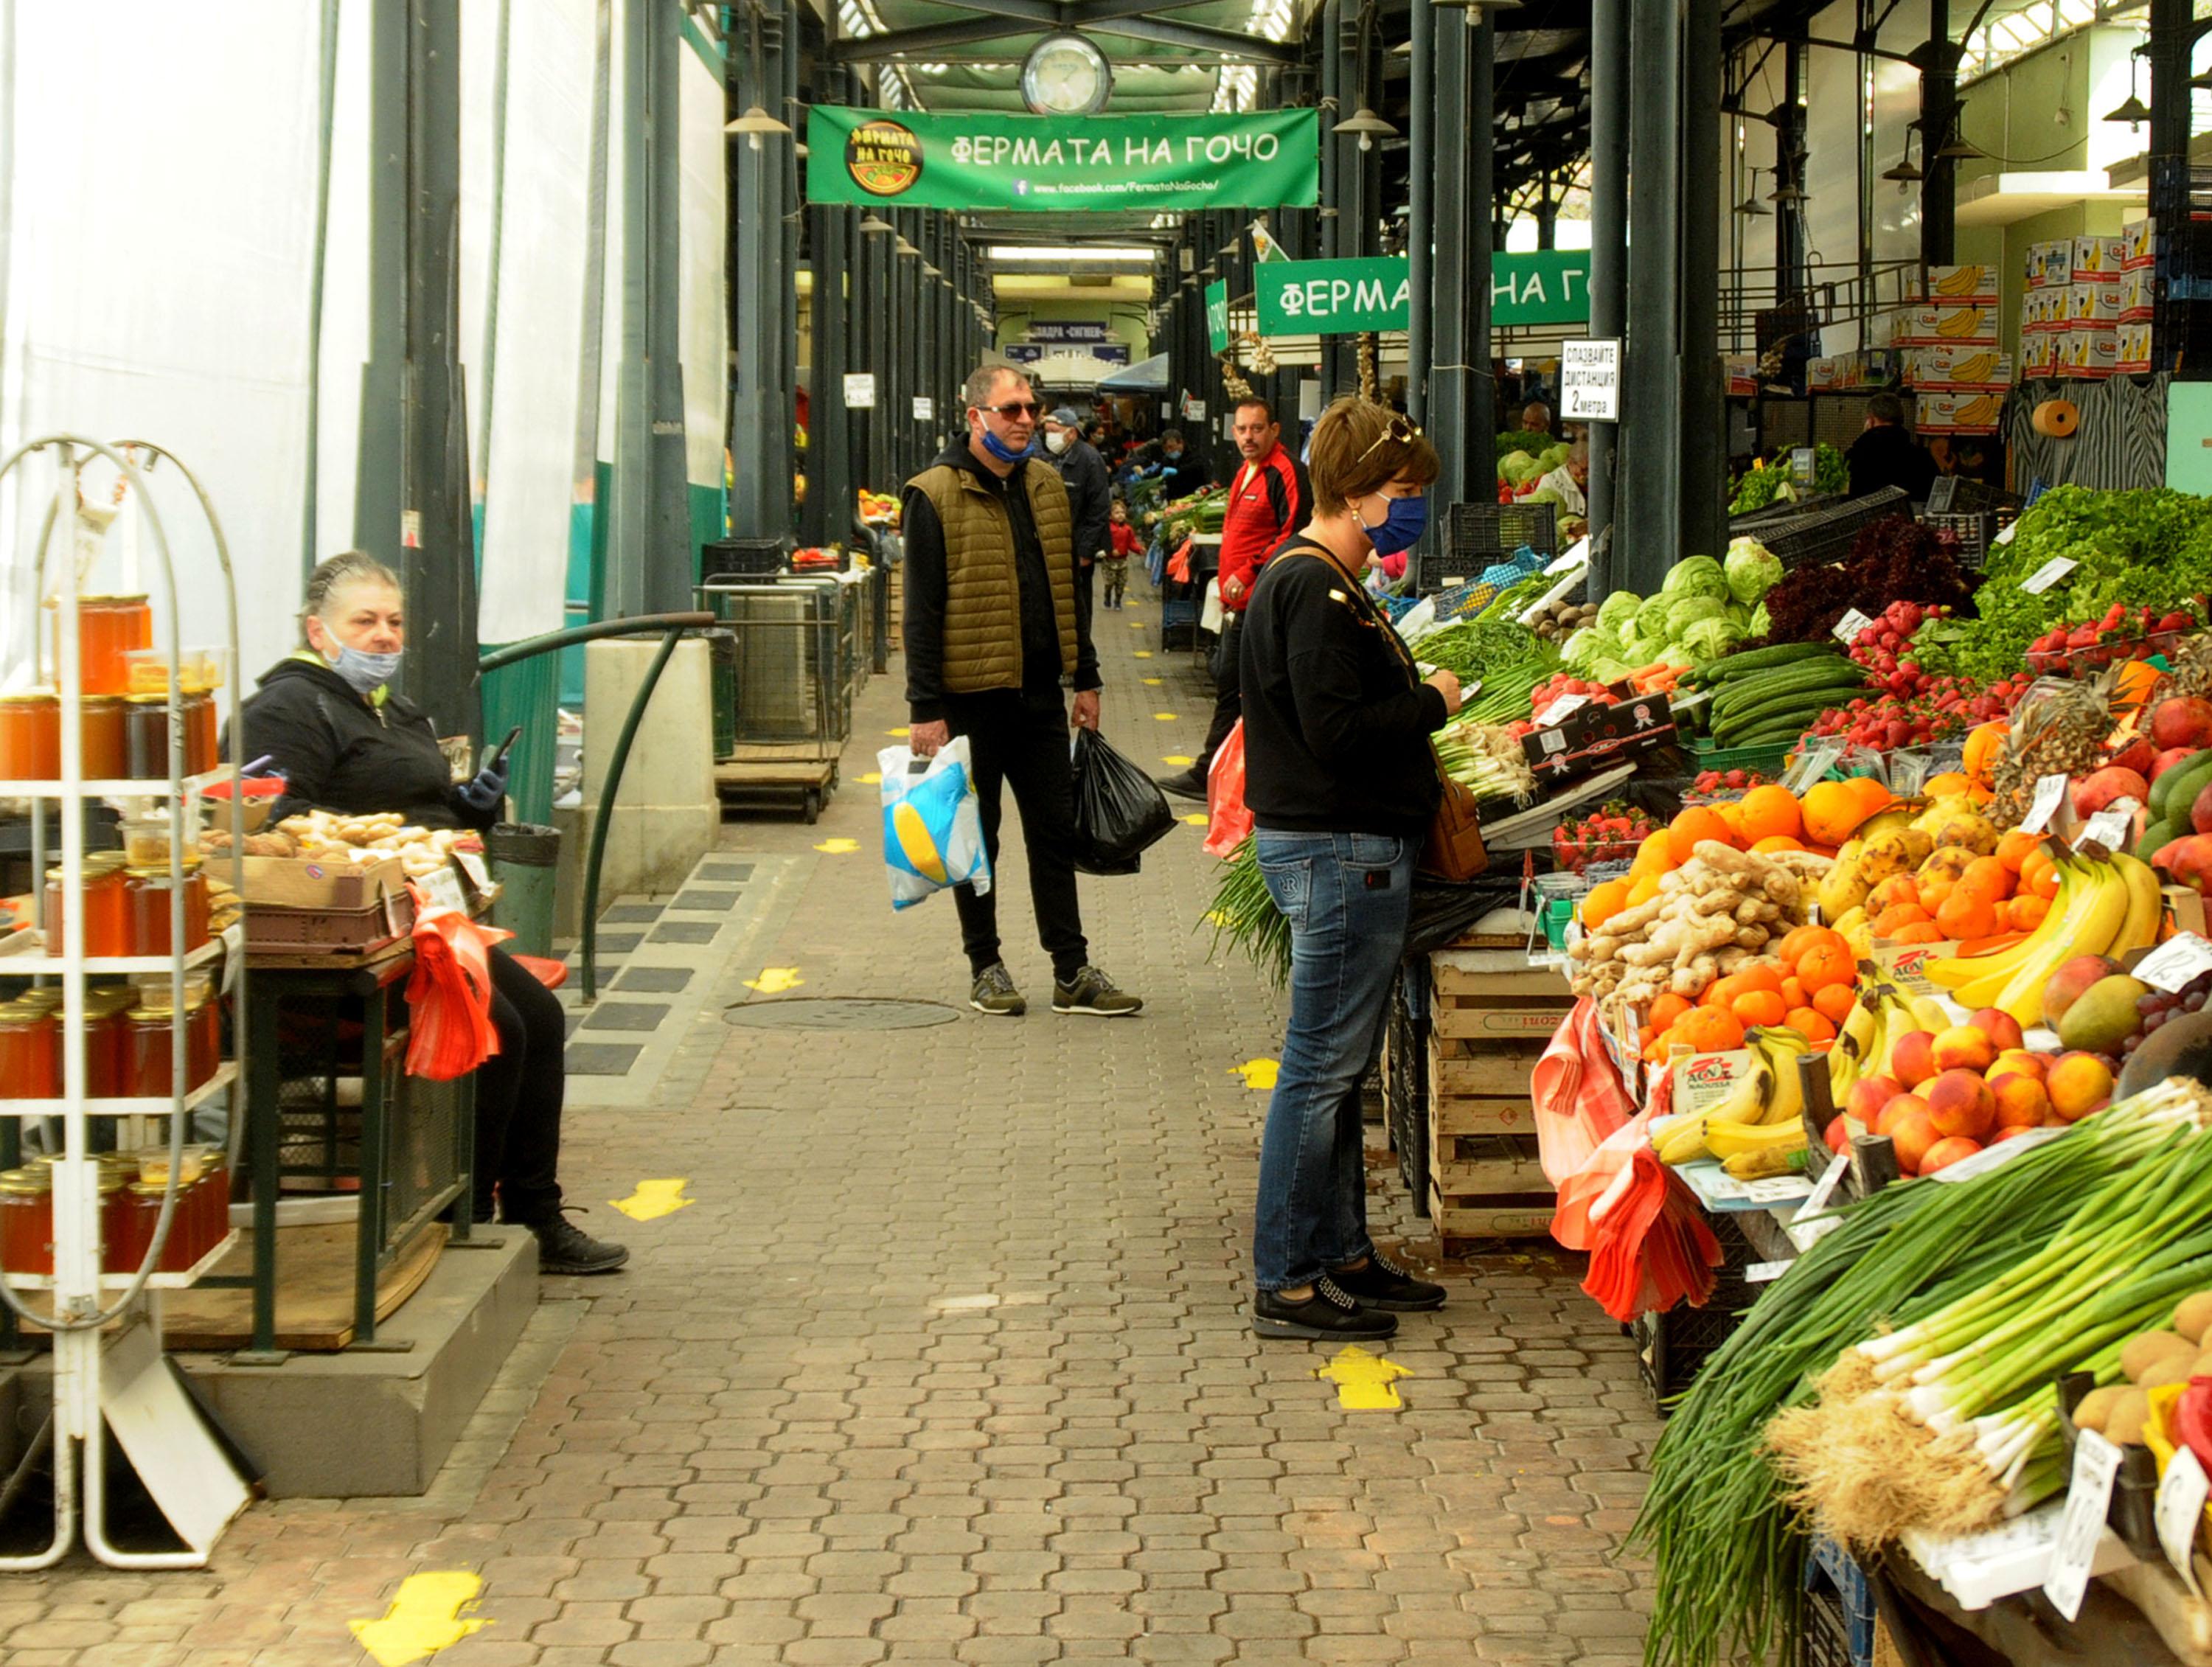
[1910,347,2012,391]
[2124,216,2158,269]
[2058,328,2120,379]
[1916,392,2006,434]
[1873,939,1963,998]
[2020,332,2059,377]
[2072,234,2127,282]
[1670,1047,1759,1115]
[2120,266,2155,322]
[1725,355,1757,397]
[2068,282,2122,324]
[2115,321,2153,375]
[1806,356,1841,389]
[1893,304,1997,347]
[1917,263,1999,303]
[2026,240,2075,288]
[2021,288,2070,332]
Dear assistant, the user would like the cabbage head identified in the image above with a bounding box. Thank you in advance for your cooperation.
[1635,595,1677,642]
[1750,600,1772,638]
[1560,627,1604,672]
[1661,555,1730,602]
[1596,590,1643,635]
[1526,487,1565,507]
[1621,633,1666,669]
[1538,443,1571,471]
[1725,536,1783,605]
[1725,599,1754,630]
[1680,616,1746,661]
[1590,656,1635,684]
[1660,645,1697,672]
[1500,450,1541,486]
[1666,594,1728,637]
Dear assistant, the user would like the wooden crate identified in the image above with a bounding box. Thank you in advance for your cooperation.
[1423,950,1565,1247]
[1427,1189,1557,1246]
[1428,949,1574,1043]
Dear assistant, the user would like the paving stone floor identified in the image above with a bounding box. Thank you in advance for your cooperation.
[1,590,1661,1664]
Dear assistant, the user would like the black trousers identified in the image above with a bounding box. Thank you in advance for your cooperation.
[1193,614,1242,780]
[943,688,1089,982]
[472,944,566,1225]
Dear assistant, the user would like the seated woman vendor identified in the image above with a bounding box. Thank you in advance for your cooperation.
[232,551,627,1276]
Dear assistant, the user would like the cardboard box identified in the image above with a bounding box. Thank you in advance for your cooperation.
[2020,331,2059,377]
[2068,282,2122,324]
[1669,1048,1757,1114]
[2058,327,2120,379]
[2073,234,2126,282]
[1725,355,1757,397]
[2027,240,2074,288]
[1806,356,1841,389]
[1910,347,2012,390]
[2124,216,2158,269]
[1916,391,2006,434]
[1919,263,2000,303]
[204,852,407,912]
[1894,304,1997,347]
[2026,288,2072,330]
[2115,321,2154,375]
[1872,939,1962,998]
[2121,266,2155,322]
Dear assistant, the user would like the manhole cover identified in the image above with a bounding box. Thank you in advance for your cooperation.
[723,997,959,1031]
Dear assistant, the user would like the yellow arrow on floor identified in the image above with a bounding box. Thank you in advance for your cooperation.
[1161,754,1194,768]
[813,838,859,855]
[1181,813,1208,826]
[349,1573,489,1666]
[1141,677,1164,687]
[858,770,883,785]
[611,1178,695,1221]
[1154,711,1179,721]
[1133,650,1153,659]
[1229,1058,1279,1090]
[1130,619,1145,628]
[745,967,804,994]
[886,725,910,737]
[1315,1344,1413,1410]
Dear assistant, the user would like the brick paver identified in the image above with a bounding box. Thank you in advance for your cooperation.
[2,591,1659,1661]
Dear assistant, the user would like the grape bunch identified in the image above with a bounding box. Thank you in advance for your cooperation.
[2127,975,2212,1057]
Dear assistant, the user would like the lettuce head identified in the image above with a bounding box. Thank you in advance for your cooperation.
[1724,537,1783,605]
[1596,590,1643,635]
[1661,555,1730,602]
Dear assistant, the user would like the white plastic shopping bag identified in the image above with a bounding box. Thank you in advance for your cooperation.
[878,737,992,911]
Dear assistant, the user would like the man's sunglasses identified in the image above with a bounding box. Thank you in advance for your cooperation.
[979,400,1040,420]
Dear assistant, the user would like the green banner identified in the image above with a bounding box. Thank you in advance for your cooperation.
[1254,251,1594,335]
[1206,280,1230,355]
[806,107,1318,212]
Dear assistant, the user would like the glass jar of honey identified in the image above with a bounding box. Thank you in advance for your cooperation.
[78,695,127,779]
[181,689,216,776]
[82,986,136,1097]
[56,595,152,696]
[123,859,208,958]
[125,1001,213,1096]
[46,854,132,959]
[122,694,173,780]
[0,1003,58,1101]
[0,690,58,780]
[0,1169,53,1276]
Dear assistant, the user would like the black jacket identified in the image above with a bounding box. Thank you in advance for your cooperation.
[229,657,495,832]
[1846,424,1937,502]
[1054,437,1113,569]
[1239,536,1448,838]
[900,439,1102,724]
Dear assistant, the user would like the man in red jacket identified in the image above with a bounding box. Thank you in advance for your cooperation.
[1157,396,1309,801]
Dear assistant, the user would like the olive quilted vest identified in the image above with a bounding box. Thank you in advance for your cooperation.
[909,459,1078,693]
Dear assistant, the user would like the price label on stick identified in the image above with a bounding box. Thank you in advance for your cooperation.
[1534,693,1590,727]
[1801,1152,1850,1217]
[1745,1259,1794,1284]
[1832,608,1874,645]
[1545,540,1589,577]
[2020,773,2070,835]
[2074,799,2138,852]
[2044,1427,2124,1621]
[2157,1445,2210,1595]
[2021,556,2079,596]
[2138,933,2212,994]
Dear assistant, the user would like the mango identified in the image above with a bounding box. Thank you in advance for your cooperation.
[2055,975,2152,1055]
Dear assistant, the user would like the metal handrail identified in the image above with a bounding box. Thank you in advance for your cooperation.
[474,610,714,1000]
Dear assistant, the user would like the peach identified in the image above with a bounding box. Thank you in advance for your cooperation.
[1877,1092,1931,1138]
[1989,1049,2050,1083]
[1889,1031,1938,1089]
[1967,1009,2026,1054]
[1989,1072,2053,1131]
[1992,1125,2040,1145]
[1925,1068,1997,1142]
[1846,1074,1904,1128]
[1931,1025,1998,1074]
[1921,1135,1984,1174]
[1825,1116,1850,1155]
[2047,1051,2117,1123]
[1889,1110,1939,1175]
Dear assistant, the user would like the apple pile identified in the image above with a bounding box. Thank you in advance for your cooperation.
[1836,1007,2109,1177]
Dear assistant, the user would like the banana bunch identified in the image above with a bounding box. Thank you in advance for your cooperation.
[1952,392,2004,425]
[1921,849,2163,1027]
[1655,1028,1814,1168]
[1830,975,1951,1102]
[1936,307,1992,339]
[1933,266,1990,297]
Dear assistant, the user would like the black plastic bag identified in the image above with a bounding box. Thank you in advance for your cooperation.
[1071,728,1175,875]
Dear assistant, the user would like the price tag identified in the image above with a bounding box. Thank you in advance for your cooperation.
[1534,693,1590,727]
[2074,800,2138,852]
[2157,1445,2210,1595]
[1783,742,1843,796]
[2138,933,2212,994]
[1745,1259,1794,1284]
[1545,540,1590,577]
[1832,607,1874,645]
[1801,1152,1850,1217]
[1994,518,2019,546]
[419,867,468,916]
[2021,556,2079,596]
[452,849,493,894]
[2044,1427,2124,1621]
[2020,773,2070,835]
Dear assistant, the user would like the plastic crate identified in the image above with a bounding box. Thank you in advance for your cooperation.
[1921,506,2017,571]
[1756,488,1910,571]
[1632,1214,1761,1402]
[1690,739,1797,778]
[1923,475,2020,516]
[1421,502,1558,594]
[1800,1538,1877,1667]
[702,537,786,579]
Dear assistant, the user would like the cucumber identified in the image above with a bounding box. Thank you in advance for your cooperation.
[1698,641,1844,682]
[2151,750,2212,821]
[1714,681,1863,737]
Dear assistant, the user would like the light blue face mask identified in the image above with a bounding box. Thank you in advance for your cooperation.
[979,426,1034,464]
[325,643,403,695]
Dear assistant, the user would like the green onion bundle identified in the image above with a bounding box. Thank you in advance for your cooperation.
[1458,652,1562,726]
[1433,720,1537,805]
[1203,838,1290,988]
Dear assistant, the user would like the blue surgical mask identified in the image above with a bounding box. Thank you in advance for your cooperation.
[979,426,1034,464]
[1360,493,1427,556]
[325,643,403,695]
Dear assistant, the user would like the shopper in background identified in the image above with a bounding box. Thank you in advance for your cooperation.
[1846,392,1938,502]
[1103,495,1141,612]
[901,364,1141,1021]
[1154,428,1211,500]
[1239,397,1461,1340]
[1536,439,1590,518]
[1519,400,1554,437]
[1158,395,1308,802]
[232,551,628,1276]
[1043,406,1112,633]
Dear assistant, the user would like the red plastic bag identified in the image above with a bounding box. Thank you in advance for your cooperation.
[403,894,513,1080]
[1203,720,1253,857]
[1166,539,1194,584]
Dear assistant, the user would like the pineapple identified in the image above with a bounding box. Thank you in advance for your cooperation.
[1989,663,2121,828]
[2168,633,2212,701]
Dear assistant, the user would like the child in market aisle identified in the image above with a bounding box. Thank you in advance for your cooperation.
[1104,496,1140,610]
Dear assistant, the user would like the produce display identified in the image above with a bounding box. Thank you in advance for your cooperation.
[1728,442,1846,512]
[1525,595,1601,645]
[204,811,484,881]
[1693,645,1866,754]
[1161,487,1226,545]
[1562,544,1783,687]
[1752,515,1974,647]
[1496,438,1573,504]
[1549,801,1659,874]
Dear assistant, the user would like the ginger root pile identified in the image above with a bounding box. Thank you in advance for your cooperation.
[1569,840,1829,1006]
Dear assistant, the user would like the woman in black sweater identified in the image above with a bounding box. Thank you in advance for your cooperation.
[234,551,626,1276]
[1239,400,1464,1340]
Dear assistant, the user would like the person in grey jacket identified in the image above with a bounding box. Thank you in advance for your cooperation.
[1044,406,1112,633]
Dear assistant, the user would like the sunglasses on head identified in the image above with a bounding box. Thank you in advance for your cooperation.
[1354,411,1424,463]
[980,400,1040,420]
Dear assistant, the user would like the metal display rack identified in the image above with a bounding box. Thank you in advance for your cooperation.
[0,434,251,1566]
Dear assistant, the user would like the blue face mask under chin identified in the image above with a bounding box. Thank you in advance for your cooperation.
[979,426,1034,464]
[325,643,403,695]
[1360,493,1428,557]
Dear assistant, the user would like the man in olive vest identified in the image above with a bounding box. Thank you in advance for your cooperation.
[901,364,1142,1020]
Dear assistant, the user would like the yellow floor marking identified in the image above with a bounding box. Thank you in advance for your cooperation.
[1315,1344,1413,1410]
[1181,813,1209,826]
[745,967,804,994]
[886,725,910,737]
[813,838,859,854]
[1141,677,1164,686]
[1133,650,1153,659]
[1161,754,1194,768]
[611,1178,695,1221]
[349,1573,489,1666]
[1130,619,1145,627]
[1153,711,1179,721]
[858,770,883,785]
[1230,1058,1279,1090]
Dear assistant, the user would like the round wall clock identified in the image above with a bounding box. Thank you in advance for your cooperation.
[1020,33,1113,117]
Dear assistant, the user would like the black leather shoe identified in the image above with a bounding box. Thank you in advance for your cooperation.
[529,1208,630,1276]
[1252,1277,1397,1340]
[1155,770,1206,802]
[1327,1250,1447,1312]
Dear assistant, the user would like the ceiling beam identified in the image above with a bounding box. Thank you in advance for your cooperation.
[832,0,1296,67]
[830,16,1035,60]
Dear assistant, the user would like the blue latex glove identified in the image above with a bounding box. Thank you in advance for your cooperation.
[456,759,509,816]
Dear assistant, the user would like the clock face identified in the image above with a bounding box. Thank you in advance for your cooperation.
[1022,35,1110,116]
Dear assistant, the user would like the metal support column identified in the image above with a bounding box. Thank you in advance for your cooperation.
[1467,14,1493,442]
[1621,0,1680,593]
[1587,0,1628,580]
[1406,0,1433,427]
[803,204,849,549]
[729,1,790,541]
[1319,0,1347,397]
[1919,1,1957,268]
[1679,0,1725,561]
[1428,6,1471,515]
[355,0,480,734]
[1776,43,1806,303]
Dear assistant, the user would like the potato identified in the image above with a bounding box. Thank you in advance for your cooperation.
[2073,1385,2126,1433]
[2121,1330,2196,1382]
[2142,1354,2198,1392]
[2107,1388,2152,1446]
[2174,1292,2212,1344]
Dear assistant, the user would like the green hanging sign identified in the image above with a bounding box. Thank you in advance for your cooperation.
[1206,280,1230,355]
[1253,251,1594,335]
[806,107,1320,213]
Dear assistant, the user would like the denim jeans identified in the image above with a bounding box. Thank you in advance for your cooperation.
[1250,828,1416,1292]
